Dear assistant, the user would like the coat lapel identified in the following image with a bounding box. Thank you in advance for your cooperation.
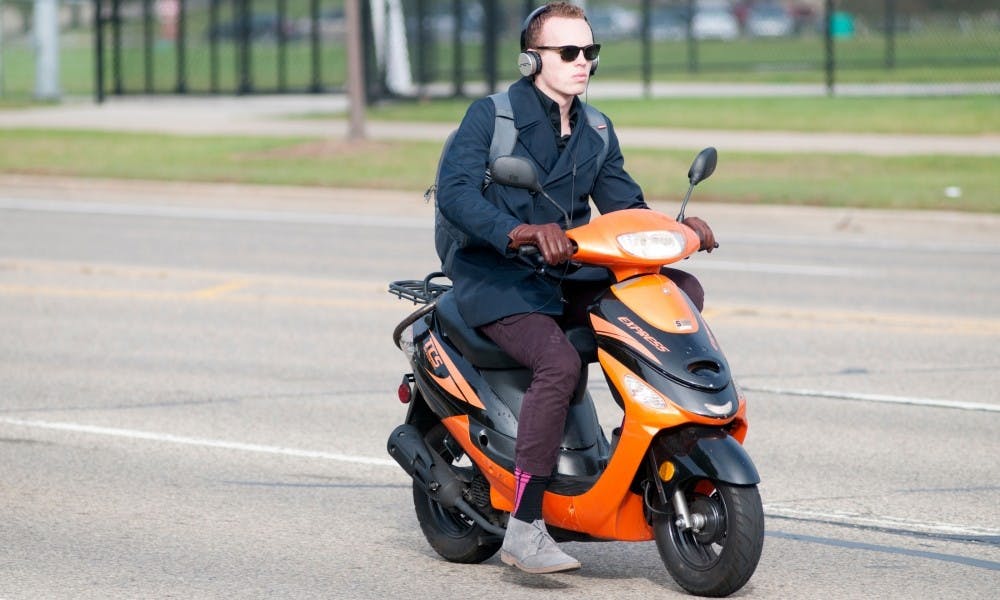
[507,79,600,187]
[545,115,601,187]
[508,80,555,175]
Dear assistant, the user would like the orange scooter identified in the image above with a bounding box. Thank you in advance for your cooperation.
[388,149,763,597]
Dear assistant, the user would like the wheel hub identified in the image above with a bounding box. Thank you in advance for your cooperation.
[689,494,726,545]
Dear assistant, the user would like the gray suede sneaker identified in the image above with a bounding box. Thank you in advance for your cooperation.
[500,518,581,574]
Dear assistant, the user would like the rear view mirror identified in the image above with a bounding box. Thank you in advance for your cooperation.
[688,147,718,186]
[490,155,542,193]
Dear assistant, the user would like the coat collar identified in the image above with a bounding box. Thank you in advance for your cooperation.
[507,78,600,186]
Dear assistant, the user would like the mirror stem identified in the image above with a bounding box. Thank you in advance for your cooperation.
[676,183,695,222]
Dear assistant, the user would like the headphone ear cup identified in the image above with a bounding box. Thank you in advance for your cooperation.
[517,51,542,77]
[590,56,599,76]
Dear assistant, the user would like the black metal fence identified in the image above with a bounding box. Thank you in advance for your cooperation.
[81,0,1000,100]
[397,0,1000,97]
[92,0,375,98]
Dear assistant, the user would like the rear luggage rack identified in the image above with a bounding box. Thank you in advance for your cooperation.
[389,272,452,305]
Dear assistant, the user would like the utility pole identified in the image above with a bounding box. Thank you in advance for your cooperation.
[34,0,61,100]
[345,0,367,140]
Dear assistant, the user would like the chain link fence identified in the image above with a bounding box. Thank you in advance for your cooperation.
[0,0,997,100]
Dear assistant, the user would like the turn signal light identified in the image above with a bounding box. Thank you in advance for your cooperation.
[658,460,676,482]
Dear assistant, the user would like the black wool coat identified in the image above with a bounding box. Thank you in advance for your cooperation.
[436,77,646,328]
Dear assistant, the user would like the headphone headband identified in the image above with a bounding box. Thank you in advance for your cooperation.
[517,4,598,78]
[520,4,552,52]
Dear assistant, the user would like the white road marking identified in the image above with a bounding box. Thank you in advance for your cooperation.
[765,505,1000,539]
[3,415,995,541]
[742,385,1000,413]
[0,416,398,467]
[0,198,429,230]
[690,259,874,278]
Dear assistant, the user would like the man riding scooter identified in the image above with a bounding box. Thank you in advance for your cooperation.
[435,1,717,574]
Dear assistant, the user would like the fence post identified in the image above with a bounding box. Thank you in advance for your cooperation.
[207,0,217,92]
[884,0,896,70]
[277,0,288,91]
[238,0,252,94]
[451,0,464,96]
[176,0,187,93]
[484,0,498,94]
[641,0,651,98]
[824,0,834,96]
[309,0,321,92]
[142,0,153,92]
[95,0,105,103]
[686,0,698,74]
[112,0,122,94]
[362,0,383,102]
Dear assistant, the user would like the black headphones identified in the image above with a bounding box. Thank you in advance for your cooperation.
[517,4,598,78]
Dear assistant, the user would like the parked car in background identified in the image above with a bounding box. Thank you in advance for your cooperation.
[206,13,306,42]
[746,3,794,37]
[651,5,690,41]
[692,4,740,40]
[588,6,641,40]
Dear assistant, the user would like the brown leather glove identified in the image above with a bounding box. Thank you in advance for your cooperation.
[682,216,717,253]
[508,223,574,265]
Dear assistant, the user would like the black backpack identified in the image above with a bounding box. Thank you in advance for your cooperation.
[428,92,609,277]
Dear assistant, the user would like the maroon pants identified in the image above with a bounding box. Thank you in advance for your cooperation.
[479,268,703,477]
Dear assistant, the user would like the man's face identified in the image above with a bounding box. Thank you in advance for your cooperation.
[531,16,596,103]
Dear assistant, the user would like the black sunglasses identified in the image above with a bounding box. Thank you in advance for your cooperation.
[534,44,601,62]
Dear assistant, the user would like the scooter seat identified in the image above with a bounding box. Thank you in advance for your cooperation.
[435,292,597,369]
[435,293,522,369]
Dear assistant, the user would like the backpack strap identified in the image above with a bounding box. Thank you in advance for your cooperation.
[488,92,517,162]
[432,94,611,276]
[582,103,609,170]
[484,93,610,186]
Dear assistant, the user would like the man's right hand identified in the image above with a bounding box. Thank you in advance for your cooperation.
[508,223,574,265]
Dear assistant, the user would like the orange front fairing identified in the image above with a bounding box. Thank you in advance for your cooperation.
[590,313,664,367]
[610,274,700,335]
[567,209,701,281]
[598,348,731,428]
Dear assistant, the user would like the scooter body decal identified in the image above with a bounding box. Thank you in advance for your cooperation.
[421,333,484,409]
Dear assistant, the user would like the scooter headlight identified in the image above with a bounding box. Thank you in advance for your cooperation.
[617,231,687,261]
[624,374,668,410]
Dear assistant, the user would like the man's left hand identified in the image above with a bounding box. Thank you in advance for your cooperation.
[682,216,717,253]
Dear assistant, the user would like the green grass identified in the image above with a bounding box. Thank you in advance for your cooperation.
[1,129,995,212]
[368,95,1000,135]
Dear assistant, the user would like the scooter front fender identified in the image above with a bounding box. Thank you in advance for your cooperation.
[650,426,760,488]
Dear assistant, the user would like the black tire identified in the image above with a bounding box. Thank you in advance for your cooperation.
[412,423,502,564]
[652,480,764,597]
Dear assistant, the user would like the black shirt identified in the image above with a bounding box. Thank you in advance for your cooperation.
[533,86,579,154]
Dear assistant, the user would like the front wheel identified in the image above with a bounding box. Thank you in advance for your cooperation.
[652,480,764,597]
[412,423,502,563]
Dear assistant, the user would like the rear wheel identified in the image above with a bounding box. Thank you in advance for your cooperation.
[652,480,764,597]
[412,423,502,563]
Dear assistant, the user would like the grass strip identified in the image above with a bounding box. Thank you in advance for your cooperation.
[0,129,995,212]
[365,95,1000,135]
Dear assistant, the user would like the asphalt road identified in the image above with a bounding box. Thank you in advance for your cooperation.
[1,177,998,599]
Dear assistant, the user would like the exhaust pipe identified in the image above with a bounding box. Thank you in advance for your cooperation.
[387,424,505,537]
